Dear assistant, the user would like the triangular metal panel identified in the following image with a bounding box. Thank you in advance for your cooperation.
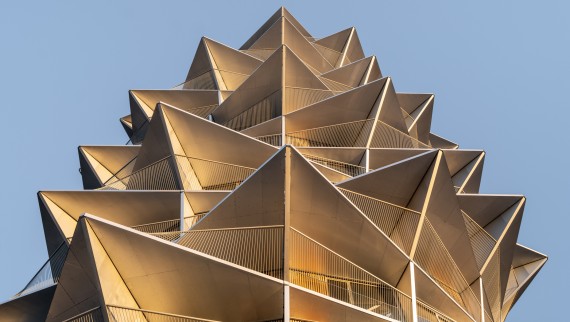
[46,220,105,322]
[241,7,311,50]
[342,28,365,66]
[283,19,334,73]
[337,150,437,208]
[406,96,434,144]
[186,38,214,82]
[511,244,547,268]
[78,148,107,189]
[458,194,522,228]
[458,155,485,194]
[314,28,352,53]
[0,285,56,322]
[441,150,483,177]
[368,78,409,134]
[39,195,69,256]
[131,105,176,173]
[430,133,459,149]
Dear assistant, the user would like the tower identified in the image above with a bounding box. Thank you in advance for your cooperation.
[0,7,546,322]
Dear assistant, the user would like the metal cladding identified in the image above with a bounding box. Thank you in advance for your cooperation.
[0,7,546,322]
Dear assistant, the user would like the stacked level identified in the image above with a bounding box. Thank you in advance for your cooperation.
[0,7,546,322]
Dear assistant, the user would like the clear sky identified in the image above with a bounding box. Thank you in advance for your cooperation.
[0,1,567,320]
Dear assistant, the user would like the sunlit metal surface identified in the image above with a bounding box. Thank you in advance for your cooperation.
[0,6,546,322]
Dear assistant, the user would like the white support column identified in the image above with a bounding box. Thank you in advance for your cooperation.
[180,191,185,231]
[480,278,485,322]
[365,148,370,172]
[410,262,418,322]
[281,116,286,147]
[284,284,290,322]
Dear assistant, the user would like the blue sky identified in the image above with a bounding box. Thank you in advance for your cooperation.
[0,1,567,320]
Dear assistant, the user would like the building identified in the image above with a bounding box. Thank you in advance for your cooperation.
[0,7,546,322]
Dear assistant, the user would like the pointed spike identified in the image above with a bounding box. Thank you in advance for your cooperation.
[186,38,215,82]
[46,218,105,321]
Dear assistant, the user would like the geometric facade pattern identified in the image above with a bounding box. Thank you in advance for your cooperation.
[0,7,546,322]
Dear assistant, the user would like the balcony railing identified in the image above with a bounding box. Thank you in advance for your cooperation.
[302,153,366,177]
[339,188,421,255]
[255,119,431,149]
[138,222,466,322]
[175,155,256,190]
[100,155,256,191]
[462,211,496,270]
[13,242,68,298]
[290,228,413,321]
[131,218,181,234]
[414,218,481,320]
[102,156,177,190]
[256,133,282,146]
[150,225,284,279]
[62,306,104,322]
[417,301,456,322]
[107,305,219,322]
[286,119,374,148]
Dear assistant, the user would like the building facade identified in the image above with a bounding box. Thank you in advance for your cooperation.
[0,7,546,322]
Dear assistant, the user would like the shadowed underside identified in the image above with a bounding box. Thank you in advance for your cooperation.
[0,6,545,322]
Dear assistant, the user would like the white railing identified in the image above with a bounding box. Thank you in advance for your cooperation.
[101,154,257,191]
[286,119,374,147]
[63,306,104,322]
[290,228,413,321]
[107,305,218,322]
[151,226,284,279]
[256,133,282,146]
[175,155,256,190]
[414,218,480,320]
[462,211,496,270]
[131,218,181,234]
[339,188,421,254]
[302,154,366,177]
[102,156,178,190]
[417,300,456,322]
[14,242,68,298]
